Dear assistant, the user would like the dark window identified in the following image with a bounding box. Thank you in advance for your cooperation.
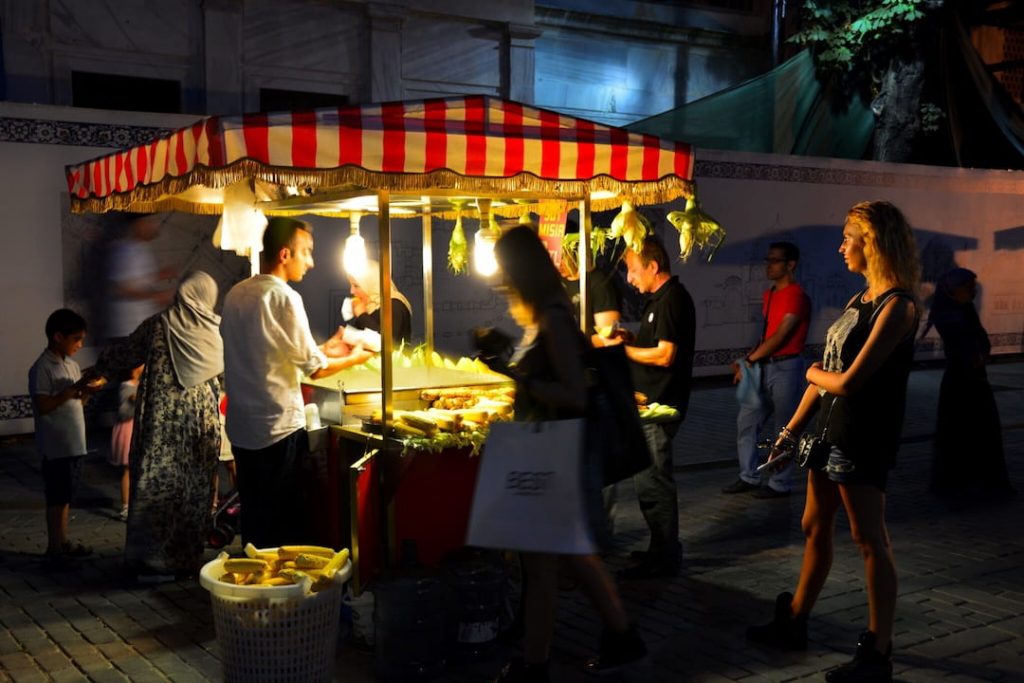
[259,88,350,113]
[72,71,181,113]
[675,0,755,11]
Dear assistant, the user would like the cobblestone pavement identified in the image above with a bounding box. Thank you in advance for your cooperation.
[1,362,1022,682]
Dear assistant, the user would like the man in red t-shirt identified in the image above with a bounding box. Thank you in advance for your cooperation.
[723,242,811,498]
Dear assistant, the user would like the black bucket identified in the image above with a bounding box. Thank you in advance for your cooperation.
[443,550,509,662]
[372,570,447,680]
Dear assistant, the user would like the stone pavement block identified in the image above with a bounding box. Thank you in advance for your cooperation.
[95,614,145,640]
[86,667,132,683]
[110,654,169,680]
[900,572,957,594]
[0,631,22,658]
[813,589,869,617]
[0,612,36,632]
[992,615,1024,637]
[687,672,741,683]
[79,626,118,645]
[125,634,164,656]
[4,669,49,683]
[33,648,74,674]
[906,628,1014,659]
[932,585,1024,617]
[939,673,1000,682]
[17,638,61,662]
[0,651,41,674]
[94,641,135,663]
[146,651,200,679]
[45,630,90,656]
[171,643,223,680]
[50,668,90,683]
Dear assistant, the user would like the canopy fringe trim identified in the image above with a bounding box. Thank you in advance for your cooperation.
[69,161,694,216]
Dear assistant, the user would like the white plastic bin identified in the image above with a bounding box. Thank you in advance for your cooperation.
[199,550,351,683]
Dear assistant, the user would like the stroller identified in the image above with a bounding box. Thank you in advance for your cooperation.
[209,394,240,549]
[208,489,240,549]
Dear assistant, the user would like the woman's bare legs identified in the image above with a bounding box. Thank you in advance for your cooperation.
[840,484,896,653]
[568,554,629,632]
[521,552,559,664]
[791,470,842,618]
[120,466,130,509]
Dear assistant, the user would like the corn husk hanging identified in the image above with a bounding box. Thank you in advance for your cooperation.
[560,228,609,275]
[666,195,726,262]
[609,201,650,254]
[448,199,469,274]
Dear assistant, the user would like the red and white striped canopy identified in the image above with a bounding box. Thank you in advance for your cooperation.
[67,96,695,215]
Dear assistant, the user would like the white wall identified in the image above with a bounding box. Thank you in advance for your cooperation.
[675,149,1024,370]
[0,102,203,435]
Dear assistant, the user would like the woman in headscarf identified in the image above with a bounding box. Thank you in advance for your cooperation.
[97,271,225,581]
[343,259,413,345]
[928,268,1015,498]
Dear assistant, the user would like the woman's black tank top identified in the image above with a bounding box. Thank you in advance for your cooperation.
[817,288,916,469]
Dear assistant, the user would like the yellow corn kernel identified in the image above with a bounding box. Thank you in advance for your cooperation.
[258,576,291,586]
[278,545,336,560]
[224,558,268,574]
[295,553,330,570]
[243,543,278,562]
[322,548,351,579]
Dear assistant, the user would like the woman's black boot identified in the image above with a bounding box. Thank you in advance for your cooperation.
[582,624,648,676]
[746,591,807,651]
[494,657,550,683]
[825,630,892,683]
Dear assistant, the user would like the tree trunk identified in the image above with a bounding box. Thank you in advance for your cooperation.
[871,49,927,162]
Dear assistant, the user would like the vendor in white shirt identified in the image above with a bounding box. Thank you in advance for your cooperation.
[341,258,413,347]
[220,217,374,548]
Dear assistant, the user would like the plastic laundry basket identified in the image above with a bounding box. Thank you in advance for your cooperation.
[199,550,352,683]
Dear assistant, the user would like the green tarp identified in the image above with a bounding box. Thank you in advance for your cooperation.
[627,50,874,160]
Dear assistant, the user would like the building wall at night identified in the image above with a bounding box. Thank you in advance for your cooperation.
[1,0,769,124]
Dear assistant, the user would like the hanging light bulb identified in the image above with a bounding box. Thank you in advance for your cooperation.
[475,214,500,277]
[343,211,368,278]
[474,199,499,277]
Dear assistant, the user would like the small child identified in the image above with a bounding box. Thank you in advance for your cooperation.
[28,309,103,570]
[109,364,143,521]
[212,393,237,513]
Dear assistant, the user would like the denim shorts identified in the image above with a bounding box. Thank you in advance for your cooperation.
[822,445,889,492]
[42,456,84,506]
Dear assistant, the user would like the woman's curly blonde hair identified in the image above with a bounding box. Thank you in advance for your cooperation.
[846,201,921,294]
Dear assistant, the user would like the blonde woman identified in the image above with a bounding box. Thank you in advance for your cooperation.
[749,201,920,683]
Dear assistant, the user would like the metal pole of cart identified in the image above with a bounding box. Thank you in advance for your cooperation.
[578,196,592,335]
[377,190,400,566]
[421,199,435,360]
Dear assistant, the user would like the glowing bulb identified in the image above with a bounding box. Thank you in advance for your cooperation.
[474,230,498,276]
[343,212,368,278]
[475,213,501,277]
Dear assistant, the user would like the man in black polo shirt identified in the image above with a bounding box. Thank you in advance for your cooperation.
[614,235,695,579]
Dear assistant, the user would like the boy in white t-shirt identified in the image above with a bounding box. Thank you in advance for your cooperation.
[28,309,104,570]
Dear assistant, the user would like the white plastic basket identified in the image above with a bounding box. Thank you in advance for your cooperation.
[199,549,352,683]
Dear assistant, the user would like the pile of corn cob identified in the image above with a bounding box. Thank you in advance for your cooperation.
[218,544,350,592]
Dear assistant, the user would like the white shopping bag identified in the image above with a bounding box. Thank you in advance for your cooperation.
[466,418,596,555]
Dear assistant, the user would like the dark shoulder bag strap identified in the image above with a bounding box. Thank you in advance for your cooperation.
[868,289,917,337]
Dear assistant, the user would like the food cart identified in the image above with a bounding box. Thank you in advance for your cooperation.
[65,95,695,588]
